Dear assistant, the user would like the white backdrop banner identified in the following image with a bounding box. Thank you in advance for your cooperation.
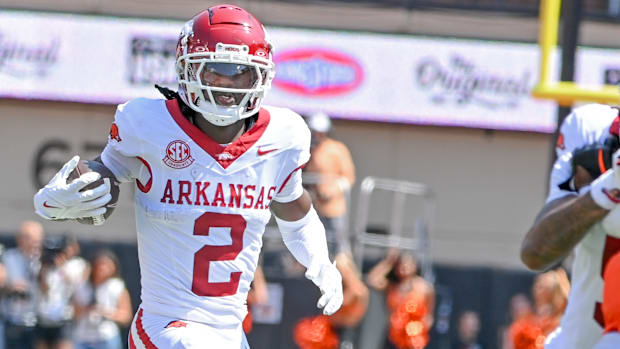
[1,10,618,132]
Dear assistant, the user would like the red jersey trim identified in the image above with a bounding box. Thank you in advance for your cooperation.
[277,163,306,195]
[136,308,159,349]
[165,99,270,169]
[136,156,153,193]
[129,332,137,349]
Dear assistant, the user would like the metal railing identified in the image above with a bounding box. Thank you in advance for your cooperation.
[263,173,437,283]
[353,176,436,283]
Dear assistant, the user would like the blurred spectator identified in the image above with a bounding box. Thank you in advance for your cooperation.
[452,311,483,349]
[2,220,44,349]
[500,294,533,349]
[294,315,339,349]
[303,111,355,254]
[508,294,534,324]
[73,250,132,349]
[329,253,368,349]
[293,254,368,349]
[530,269,569,332]
[243,265,268,334]
[35,237,77,349]
[367,250,434,349]
[507,269,569,349]
[59,237,89,294]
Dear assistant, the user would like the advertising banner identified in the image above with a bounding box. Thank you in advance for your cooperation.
[267,28,557,132]
[0,11,179,103]
[1,10,618,132]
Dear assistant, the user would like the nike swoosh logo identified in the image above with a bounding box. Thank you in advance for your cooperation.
[257,148,278,156]
[43,201,59,209]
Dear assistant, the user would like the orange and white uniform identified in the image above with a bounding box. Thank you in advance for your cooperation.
[544,104,620,349]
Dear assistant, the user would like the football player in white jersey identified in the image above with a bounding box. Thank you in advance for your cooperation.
[521,103,620,348]
[32,4,343,348]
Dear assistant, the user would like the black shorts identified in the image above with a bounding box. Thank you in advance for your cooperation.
[35,322,72,344]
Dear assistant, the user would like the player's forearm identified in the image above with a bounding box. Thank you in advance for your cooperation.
[521,194,608,271]
[276,207,330,268]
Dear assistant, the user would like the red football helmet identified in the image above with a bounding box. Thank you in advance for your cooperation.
[176,4,275,126]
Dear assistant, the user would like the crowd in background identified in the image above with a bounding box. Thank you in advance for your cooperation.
[501,269,569,349]
[0,218,559,349]
[0,221,132,349]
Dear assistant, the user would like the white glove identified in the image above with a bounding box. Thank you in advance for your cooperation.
[34,156,111,220]
[305,261,343,315]
[589,149,620,210]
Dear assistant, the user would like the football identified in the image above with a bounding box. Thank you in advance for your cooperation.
[66,159,120,225]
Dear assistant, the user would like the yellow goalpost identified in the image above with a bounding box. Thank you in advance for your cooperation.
[532,0,620,106]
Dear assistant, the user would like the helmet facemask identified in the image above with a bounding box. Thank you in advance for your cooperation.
[177,43,275,126]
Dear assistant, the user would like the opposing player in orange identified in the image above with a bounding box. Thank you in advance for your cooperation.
[33,4,343,348]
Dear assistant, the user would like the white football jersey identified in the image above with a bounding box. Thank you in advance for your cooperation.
[101,98,310,325]
[594,333,620,349]
[544,104,620,349]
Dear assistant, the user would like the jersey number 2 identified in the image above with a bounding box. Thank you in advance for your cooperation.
[192,212,246,297]
[594,235,620,327]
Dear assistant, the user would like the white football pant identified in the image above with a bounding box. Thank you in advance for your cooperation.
[129,308,249,349]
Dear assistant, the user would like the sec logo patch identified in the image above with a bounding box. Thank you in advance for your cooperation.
[163,140,195,169]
